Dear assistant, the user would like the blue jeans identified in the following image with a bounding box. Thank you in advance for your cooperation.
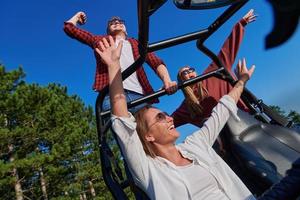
[101,90,148,114]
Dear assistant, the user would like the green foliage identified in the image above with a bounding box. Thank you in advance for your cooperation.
[0,65,112,199]
[269,105,300,124]
[287,110,300,124]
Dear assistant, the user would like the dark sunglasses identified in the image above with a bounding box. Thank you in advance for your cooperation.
[181,67,195,76]
[148,112,169,130]
[109,19,125,26]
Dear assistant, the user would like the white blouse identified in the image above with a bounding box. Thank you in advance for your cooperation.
[111,95,255,200]
[176,160,229,199]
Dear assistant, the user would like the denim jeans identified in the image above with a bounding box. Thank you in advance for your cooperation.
[101,90,148,114]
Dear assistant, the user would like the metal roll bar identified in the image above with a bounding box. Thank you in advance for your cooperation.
[95,0,290,198]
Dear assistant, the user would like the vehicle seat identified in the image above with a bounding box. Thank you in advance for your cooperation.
[226,109,300,186]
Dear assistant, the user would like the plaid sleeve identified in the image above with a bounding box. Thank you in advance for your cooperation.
[63,22,97,48]
[145,51,166,73]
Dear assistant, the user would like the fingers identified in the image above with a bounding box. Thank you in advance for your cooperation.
[242,58,247,70]
[77,12,87,25]
[243,9,258,24]
[249,65,255,77]
[245,9,254,17]
[237,59,242,74]
[108,35,114,46]
[98,41,105,51]
[165,81,178,94]
[235,58,255,81]
[116,40,123,55]
[95,48,103,57]
[102,37,110,48]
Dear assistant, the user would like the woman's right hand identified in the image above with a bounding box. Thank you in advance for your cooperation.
[95,36,123,68]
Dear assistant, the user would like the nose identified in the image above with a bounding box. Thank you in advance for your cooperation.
[166,115,173,123]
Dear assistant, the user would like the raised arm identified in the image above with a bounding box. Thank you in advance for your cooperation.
[66,11,87,25]
[64,11,98,48]
[144,50,177,94]
[95,36,128,117]
[204,9,257,74]
[96,37,151,184]
[192,58,255,146]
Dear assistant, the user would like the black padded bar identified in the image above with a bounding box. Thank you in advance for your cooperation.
[199,0,248,43]
[148,29,209,52]
[100,67,225,119]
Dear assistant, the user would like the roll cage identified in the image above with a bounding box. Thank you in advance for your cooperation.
[95,0,291,199]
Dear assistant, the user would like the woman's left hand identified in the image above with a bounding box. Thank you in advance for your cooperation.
[243,9,257,24]
[235,58,255,84]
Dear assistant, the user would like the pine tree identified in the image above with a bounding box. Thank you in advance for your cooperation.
[0,65,112,199]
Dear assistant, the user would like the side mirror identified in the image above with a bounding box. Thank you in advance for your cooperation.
[174,0,244,10]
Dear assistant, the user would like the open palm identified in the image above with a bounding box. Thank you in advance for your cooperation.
[95,36,123,66]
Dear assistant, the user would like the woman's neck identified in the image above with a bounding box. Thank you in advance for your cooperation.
[155,144,192,166]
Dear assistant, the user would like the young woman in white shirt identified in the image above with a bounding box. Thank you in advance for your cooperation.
[95,36,256,200]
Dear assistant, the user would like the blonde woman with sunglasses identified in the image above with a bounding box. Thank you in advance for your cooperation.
[172,9,256,129]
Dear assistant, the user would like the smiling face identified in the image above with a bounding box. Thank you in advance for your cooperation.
[143,107,179,145]
[107,17,127,36]
[178,66,197,81]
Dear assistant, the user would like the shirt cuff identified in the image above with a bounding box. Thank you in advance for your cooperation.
[111,112,137,132]
[240,18,247,27]
[220,95,240,121]
[64,21,74,25]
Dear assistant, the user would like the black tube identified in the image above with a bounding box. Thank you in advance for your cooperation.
[148,29,209,52]
[100,68,225,118]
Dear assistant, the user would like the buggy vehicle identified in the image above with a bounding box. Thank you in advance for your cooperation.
[95,0,300,199]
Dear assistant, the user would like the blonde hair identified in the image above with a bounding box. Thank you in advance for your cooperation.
[177,66,208,118]
[134,105,157,158]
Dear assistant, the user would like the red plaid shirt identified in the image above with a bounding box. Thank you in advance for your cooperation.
[64,22,165,102]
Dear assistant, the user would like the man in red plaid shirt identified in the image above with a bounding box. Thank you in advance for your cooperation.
[64,12,177,112]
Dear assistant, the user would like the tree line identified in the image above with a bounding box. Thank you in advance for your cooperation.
[0,65,114,199]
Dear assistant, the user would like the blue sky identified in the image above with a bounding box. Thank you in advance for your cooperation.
[1,0,300,140]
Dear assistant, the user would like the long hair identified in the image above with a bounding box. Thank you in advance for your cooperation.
[177,66,208,118]
[134,105,157,158]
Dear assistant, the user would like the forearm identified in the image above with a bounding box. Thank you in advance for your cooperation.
[228,80,245,104]
[63,22,97,48]
[156,64,171,83]
[108,63,129,117]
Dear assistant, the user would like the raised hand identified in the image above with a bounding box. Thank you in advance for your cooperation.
[228,58,255,103]
[76,11,87,25]
[95,36,123,67]
[243,9,257,24]
[66,11,87,26]
[235,58,255,84]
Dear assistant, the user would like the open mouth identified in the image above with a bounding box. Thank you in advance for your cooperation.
[168,125,175,130]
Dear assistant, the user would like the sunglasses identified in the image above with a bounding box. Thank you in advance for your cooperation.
[109,19,125,26]
[148,112,170,130]
[181,67,195,76]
